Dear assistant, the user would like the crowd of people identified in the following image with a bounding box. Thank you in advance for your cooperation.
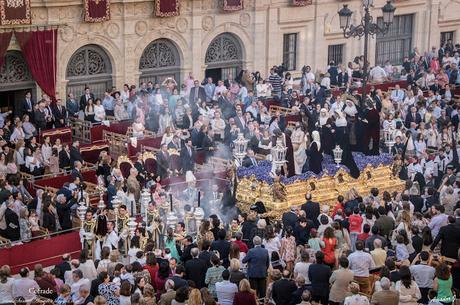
[0,40,460,305]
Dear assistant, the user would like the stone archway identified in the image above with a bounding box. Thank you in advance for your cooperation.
[204,32,244,82]
[138,38,181,85]
[66,44,113,99]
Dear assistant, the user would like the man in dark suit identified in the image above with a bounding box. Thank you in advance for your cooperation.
[282,206,299,234]
[180,236,197,264]
[180,139,195,173]
[34,101,47,131]
[79,87,95,111]
[70,141,84,166]
[55,254,71,281]
[71,161,84,181]
[169,265,188,290]
[156,144,170,180]
[405,106,422,128]
[4,199,20,241]
[308,251,332,305]
[22,91,34,119]
[242,148,258,168]
[52,99,67,128]
[272,270,297,305]
[189,80,207,104]
[211,229,231,268]
[242,236,270,298]
[430,215,460,259]
[201,130,215,161]
[233,109,247,133]
[59,144,72,170]
[185,247,207,288]
[301,193,320,228]
[55,194,76,231]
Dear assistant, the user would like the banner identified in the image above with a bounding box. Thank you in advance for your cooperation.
[223,0,243,11]
[155,0,179,17]
[84,0,110,23]
[292,0,312,5]
[0,0,31,25]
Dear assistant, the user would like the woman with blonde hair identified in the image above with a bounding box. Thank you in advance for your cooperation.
[94,295,108,305]
[234,279,257,305]
[229,258,246,287]
[197,220,214,250]
[343,281,369,305]
[187,288,203,305]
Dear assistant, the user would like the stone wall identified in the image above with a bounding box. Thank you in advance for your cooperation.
[2,0,460,98]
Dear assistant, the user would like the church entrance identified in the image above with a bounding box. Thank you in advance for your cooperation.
[0,51,36,116]
[204,33,244,83]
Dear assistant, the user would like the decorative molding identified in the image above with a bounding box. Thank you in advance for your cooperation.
[105,22,119,38]
[239,12,250,27]
[176,17,188,33]
[202,15,214,31]
[135,21,148,37]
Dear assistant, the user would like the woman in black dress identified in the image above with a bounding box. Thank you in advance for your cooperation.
[308,130,323,174]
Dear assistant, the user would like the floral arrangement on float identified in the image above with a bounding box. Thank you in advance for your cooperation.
[236,153,404,217]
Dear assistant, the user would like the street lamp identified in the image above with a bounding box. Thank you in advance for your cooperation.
[338,0,396,98]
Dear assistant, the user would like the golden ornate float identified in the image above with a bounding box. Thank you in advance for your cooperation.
[236,163,405,218]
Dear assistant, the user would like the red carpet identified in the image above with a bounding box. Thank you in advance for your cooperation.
[0,231,81,274]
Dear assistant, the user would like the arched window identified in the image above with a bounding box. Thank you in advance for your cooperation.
[0,51,33,89]
[139,39,181,85]
[205,33,244,82]
[66,44,113,99]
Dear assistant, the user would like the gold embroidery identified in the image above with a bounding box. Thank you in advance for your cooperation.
[6,0,23,9]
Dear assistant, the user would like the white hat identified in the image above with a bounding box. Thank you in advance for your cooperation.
[185,171,196,183]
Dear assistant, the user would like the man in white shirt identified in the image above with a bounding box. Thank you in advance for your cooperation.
[348,240,375,295]
[215,270,238,305]
[12,268,40,302]
[369,65,387,83]
[390,84,405,103]
[409,251,435,304]
[293,251,312,285]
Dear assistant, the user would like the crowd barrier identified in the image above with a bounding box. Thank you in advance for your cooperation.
[80,142,110,164]
[39,127,73,145]
[0,230,81,274]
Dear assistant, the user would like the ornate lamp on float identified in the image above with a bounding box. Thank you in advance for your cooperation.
[97,194,105,211]
[271,138,287,174]
[233,133,249,167]
[166,193,178,229]
[384,127,395,154]
[333,145,343,167]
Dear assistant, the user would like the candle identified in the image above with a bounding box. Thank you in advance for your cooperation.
[197,191,201,207]
[131,201,134,217]
[169,194,173,211]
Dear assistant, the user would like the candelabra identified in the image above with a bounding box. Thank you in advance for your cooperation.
[338,0,396,97]
[166,193,178,229]
[333,145,344,167]
[97,193,105,211]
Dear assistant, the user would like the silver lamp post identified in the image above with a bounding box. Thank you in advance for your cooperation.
[333,145,343,167]
[271,138,287,174]
[233,133,249,167]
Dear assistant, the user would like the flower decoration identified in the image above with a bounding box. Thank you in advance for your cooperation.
[237,153,393,186]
